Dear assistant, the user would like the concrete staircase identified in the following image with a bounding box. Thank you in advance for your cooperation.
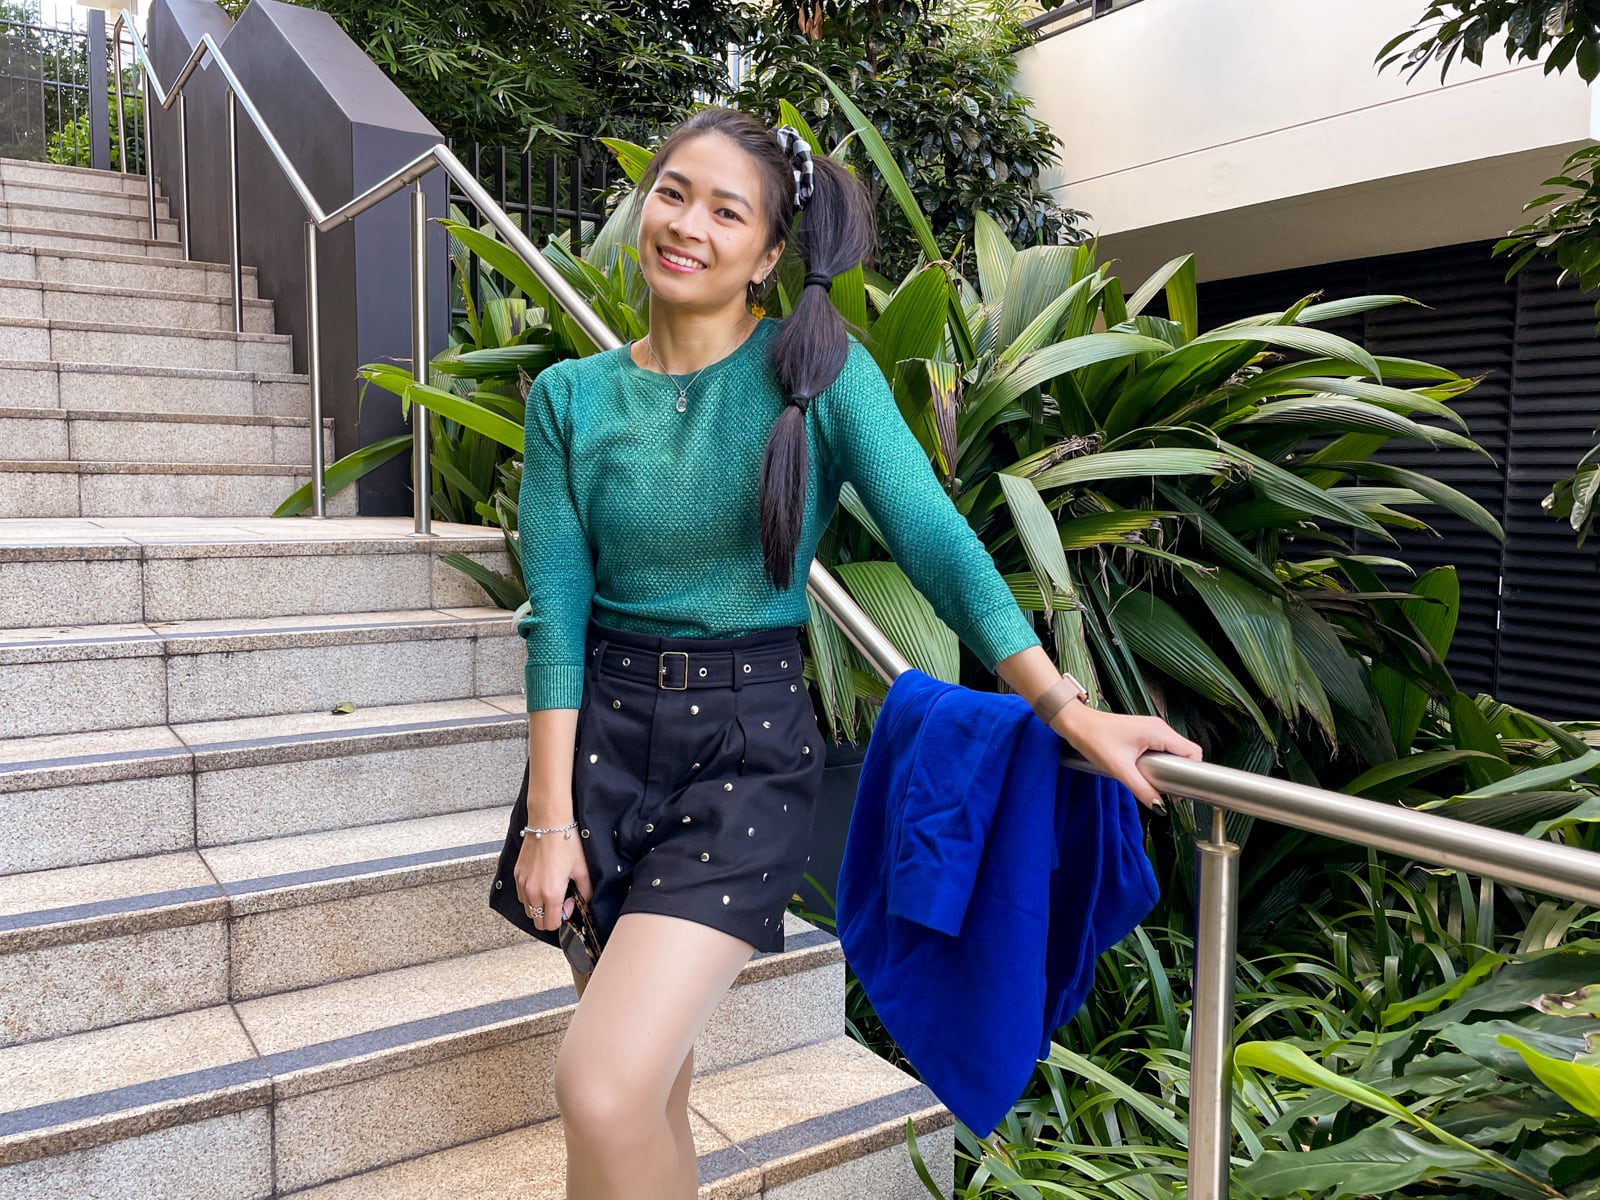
[0,157,953,1198]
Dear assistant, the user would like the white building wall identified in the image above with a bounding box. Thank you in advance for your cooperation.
[1015,0,1596,283]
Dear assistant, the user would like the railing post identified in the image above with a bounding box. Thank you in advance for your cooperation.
[227,91,242,334]
[1188,807,1240,1200]
[141,65,156,236]
[113,27,125,173]
[176,91,190,259]
[411,179,432,535]
[304,220,326,518]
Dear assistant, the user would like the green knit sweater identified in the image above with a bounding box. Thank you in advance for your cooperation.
[516,317,1040,711]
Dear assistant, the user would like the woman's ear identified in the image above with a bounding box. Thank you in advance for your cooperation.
[755,239,785,286]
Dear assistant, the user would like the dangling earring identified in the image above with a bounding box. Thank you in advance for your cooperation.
[748,277,767,320]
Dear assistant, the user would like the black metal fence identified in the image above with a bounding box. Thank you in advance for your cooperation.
[444,138,617,326]
[0,6,142,172]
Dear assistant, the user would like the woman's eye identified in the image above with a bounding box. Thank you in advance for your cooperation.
[655,186,681,200]
[718,208,741,221]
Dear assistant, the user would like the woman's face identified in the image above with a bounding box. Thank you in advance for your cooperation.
[638,133,784,318]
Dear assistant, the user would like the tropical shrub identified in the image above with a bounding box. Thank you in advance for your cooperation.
[218,0,748,150]
[897,859,1600,1199]
[732,0,1082,279]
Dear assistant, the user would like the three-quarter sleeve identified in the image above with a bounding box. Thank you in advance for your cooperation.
[516,365,595,711]
[817,343,1040,672]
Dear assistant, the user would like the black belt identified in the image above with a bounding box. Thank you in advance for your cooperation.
[592,639,803,690]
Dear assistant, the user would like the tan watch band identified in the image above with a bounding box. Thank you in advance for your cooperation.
[1031,672,1090,725]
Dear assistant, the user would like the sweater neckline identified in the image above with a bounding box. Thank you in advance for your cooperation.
[616,316,774,391]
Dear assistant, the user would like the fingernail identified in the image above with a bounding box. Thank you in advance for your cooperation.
[562,898,575,920]
[1152,799,1168,817]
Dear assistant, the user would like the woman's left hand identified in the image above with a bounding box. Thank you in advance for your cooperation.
[1048,702,1202,811]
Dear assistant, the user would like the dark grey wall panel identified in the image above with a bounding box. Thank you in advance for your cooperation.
[148,0,448,516]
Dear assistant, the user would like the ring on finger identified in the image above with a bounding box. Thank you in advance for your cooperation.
[530,905,545,917]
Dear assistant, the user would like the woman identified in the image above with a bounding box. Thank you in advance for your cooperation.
[511,107,1201,1199]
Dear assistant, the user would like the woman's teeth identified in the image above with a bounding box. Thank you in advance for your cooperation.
[661,250,702,270]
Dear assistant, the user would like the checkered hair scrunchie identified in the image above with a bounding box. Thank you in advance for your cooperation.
[772,125,815,211]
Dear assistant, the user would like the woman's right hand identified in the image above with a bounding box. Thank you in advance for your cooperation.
[513,821,592,934]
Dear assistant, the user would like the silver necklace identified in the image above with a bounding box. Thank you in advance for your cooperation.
[642,321,751,413]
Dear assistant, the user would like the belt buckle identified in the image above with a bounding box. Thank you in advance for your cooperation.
[658,650,689,690]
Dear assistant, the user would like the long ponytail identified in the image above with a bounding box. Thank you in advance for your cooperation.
[758,156,874,590]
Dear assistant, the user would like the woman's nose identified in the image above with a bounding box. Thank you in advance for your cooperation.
[669,208,707,241]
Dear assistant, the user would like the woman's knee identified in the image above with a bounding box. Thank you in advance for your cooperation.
[554,1041,668,1136]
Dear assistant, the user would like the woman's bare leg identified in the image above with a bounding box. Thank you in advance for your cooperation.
[572,965,698,1188]
[556,912,752,1200]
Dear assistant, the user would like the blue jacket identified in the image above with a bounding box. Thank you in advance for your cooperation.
[835,669,1158,1137]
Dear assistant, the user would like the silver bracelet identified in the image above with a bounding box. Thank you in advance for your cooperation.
[521,820,578,840]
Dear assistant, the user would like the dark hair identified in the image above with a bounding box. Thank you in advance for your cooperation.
[644,108,875,591]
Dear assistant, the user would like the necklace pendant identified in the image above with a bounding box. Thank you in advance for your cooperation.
[675,391,687,413]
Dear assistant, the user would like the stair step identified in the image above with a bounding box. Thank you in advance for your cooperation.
[0,408,332,467]
[289,1037,951,1200]
[0,807,529,1043]
[0,517,511,628]
[0,201,180,243]
[0,607,520,738]
[0,923,848,1195]
[0,318,293,372]
[0,222,185,259]
[0,360,304,417]
[0,696,525,872]
[0,156,148,195]
[0,244,261,300]
[0,178,170,219]
[0,278,275,334]
[0,461,356,519]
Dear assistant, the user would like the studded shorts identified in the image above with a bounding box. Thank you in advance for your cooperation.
[558,617,826,954]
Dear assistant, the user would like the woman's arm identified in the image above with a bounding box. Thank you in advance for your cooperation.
[526,708,580,827]
[994,642,1201,810]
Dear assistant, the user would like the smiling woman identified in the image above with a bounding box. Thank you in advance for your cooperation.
[496,106,1199,1200]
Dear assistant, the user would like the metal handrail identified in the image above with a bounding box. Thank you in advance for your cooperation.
[110,15,611,528]
[106,15,1600,1200]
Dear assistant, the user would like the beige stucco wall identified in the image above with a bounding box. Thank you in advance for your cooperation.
[1015,0,1597,282]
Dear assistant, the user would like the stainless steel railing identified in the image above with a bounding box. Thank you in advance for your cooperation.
[818,587,1600,1198]
[108,17,1600,1199]
[110,15,611,529]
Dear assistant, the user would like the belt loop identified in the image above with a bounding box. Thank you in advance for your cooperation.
[730,649,745,692]
[592,635,610,677]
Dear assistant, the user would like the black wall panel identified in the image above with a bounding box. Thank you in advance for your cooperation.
[1192,242,1598,718]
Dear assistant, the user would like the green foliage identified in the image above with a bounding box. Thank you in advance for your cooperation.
[1377,1,1600,85]
[883,861,1600,1198]
[731,0,1082,280]
[218,0,749,150]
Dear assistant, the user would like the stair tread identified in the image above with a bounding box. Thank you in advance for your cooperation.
[0,918,841,1144]
[0,460,316,476]
[0,605,511,661]
[0,315,288,343]
[0,358,302,382]
[0,405,329,427]
[287,1036,945,1200]
[0,222,180,251]
[0,277,272,308]
[0,694,522,778]
[0,156,148,186]
[0,517,504,565]
[0,241,257,275]
[0,805,509,940]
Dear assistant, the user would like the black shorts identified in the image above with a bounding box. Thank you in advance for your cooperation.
[494,618,827,955]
